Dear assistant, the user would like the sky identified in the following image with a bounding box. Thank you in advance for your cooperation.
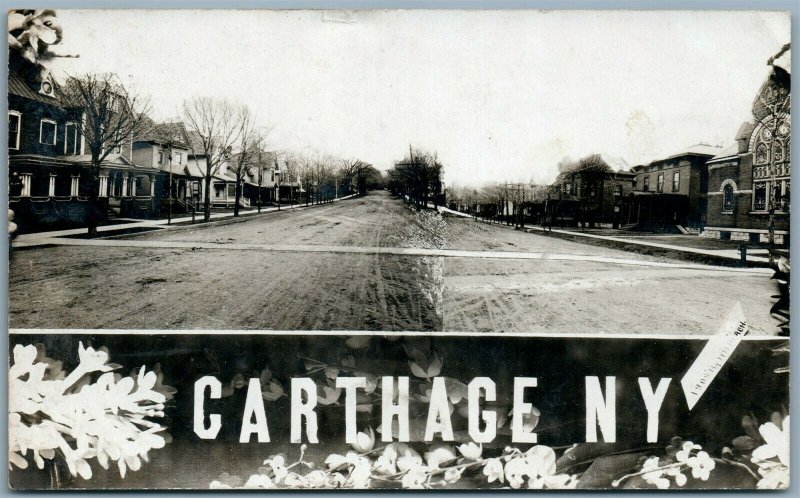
[48,9,790,186]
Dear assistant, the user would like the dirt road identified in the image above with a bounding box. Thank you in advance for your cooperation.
[8,191,782,334]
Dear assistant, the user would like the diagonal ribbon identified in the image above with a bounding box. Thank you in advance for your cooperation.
[681,301,749,410]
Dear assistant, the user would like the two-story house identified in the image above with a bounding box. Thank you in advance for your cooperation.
[546,155,635,228]
[627,144,721,230]
[239,150,278,208]
[181,131,240,208]
[132,122,203,216]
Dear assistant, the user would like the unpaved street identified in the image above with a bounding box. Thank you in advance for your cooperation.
[9,191,781,334]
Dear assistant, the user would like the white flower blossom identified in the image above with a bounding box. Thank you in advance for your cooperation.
[8,343,169,480]
[687,451,715,481]
[351,427,375,453]
[457,441,482,460]
[482,457,504,483]
[641,457,670,489]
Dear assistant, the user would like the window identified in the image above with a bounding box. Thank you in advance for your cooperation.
[775,180,790,211]
[20,174,31,196]
[723,184,734,212]
[782,180,790,210]
[755,143,769,164]
[108,94,120,113]
[158,151,164,165]
[643,176,649,192]
[772,141,784,162]
[70,176,80,197]
[672,171,680,192]
[753,183,767,211]
[112,131,122,154]
[656,174,664,193]
[615,184,623,197]
[54,172,71,196]
[8,111,21,150]
[64,123,80,155]
[39,119,57,145]
[30,173,50,197]
[174,152,182,164]
[99,176,109,197]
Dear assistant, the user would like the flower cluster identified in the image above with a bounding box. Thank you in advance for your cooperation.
[210,439,577,490]
[750,415,789,489]
[613,440,716,489]
[8,343,173,480]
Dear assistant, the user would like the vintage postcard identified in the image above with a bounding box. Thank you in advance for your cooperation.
[6,9,791,490]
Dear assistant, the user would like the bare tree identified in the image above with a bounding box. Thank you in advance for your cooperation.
[229,109,272,217]
[386,146,445,209]
[181,97,244,221]
[60,73,152,235]
[751,57,791,256]
[337,158,368,197]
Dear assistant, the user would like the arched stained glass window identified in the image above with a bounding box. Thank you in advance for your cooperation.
[755,142,769,164]
[772,141,784,162]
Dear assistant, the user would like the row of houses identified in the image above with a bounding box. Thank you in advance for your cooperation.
[472,48,789,246]
[8,61,301,232]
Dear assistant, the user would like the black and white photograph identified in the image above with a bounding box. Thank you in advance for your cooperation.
[6,8,792,490]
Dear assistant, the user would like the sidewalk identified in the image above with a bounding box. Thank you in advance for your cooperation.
[434,206,772,266]
[13,195,356,248]
[525,225,771,265]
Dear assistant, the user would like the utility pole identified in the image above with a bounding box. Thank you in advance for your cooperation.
[257,149,263,213]
[166,141,173,225]
[274,158,281,211]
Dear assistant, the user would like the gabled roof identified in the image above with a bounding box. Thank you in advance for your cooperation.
[213,171,238,182]
[59,153,158,171]
[8,72,62,107]
[135,122,190,148]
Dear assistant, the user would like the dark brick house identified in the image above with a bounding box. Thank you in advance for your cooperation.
[547,155,635,228]
[627,144,721,231]
[8,57,160,231]
[702,59,790,245]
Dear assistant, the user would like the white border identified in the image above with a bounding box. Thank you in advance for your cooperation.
[8,328,789,340]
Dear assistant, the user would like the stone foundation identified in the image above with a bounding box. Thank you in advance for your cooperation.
[701,228,785,245]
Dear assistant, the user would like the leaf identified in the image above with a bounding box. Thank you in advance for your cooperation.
[317,385,342,405]
[732,435,758,452]
[325,453,349,470]
[403,345,428,368]
[444,377,468,404]
[325,367,339,381]
[409,361,428,379]
[555,443,635,473]
[575,452,645,489]
[741,415,762,442]
[426,353,442,378]
[345,336,371,349]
